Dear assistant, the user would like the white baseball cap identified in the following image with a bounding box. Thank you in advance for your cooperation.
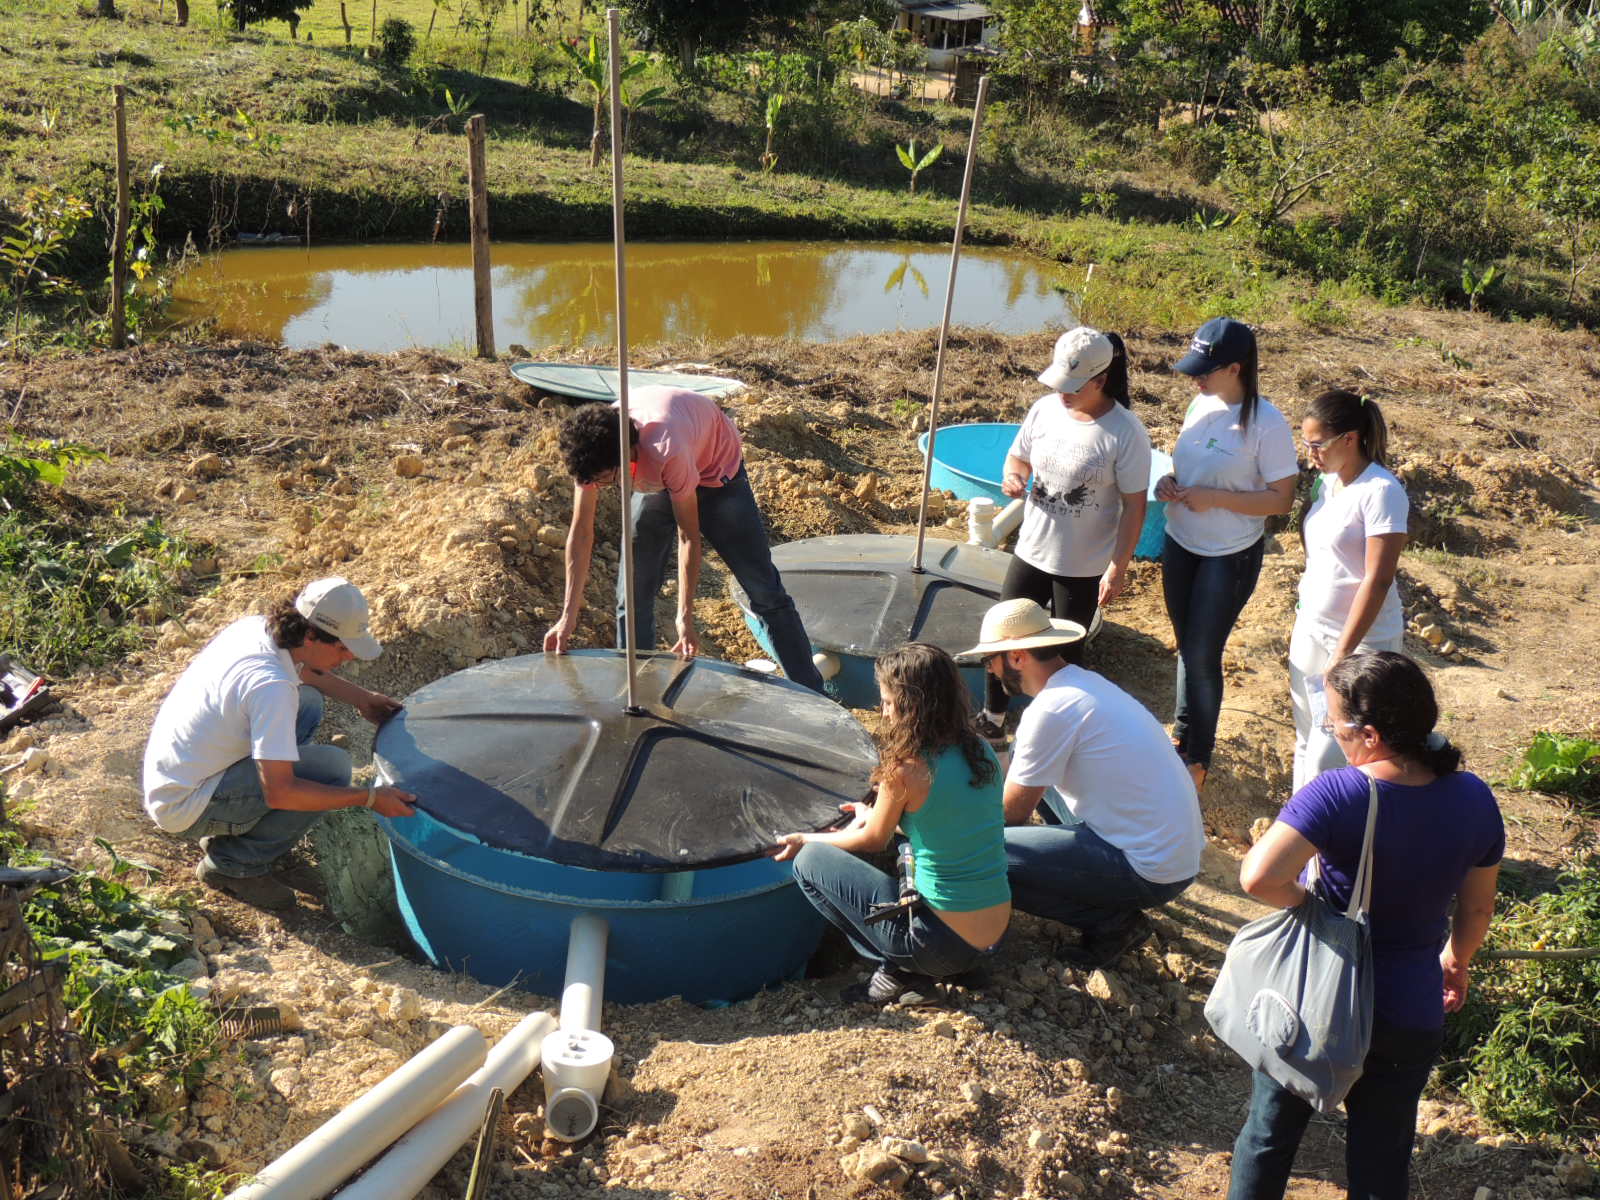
[1038,326,1115,394]
[294,577,381,660]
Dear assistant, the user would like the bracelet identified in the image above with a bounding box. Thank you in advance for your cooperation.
[365,784,378,809]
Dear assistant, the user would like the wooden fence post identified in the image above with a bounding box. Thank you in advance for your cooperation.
[111,84,129,351]
[467,114,494,359]
[339,1,352,45]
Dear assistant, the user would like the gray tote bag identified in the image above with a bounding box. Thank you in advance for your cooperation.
[1205,774,1379,1113]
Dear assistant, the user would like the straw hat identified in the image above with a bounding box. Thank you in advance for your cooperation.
[958,598,1085,660]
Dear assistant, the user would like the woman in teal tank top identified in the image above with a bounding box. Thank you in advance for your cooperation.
[775,644,1012,1006]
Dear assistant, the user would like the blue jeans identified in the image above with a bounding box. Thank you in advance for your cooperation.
[175,687,352,878]
[619,464,825,693]
[790,841,998,978]
[1162,534,1265,770]
[1228,1019,1445,1200]
[1005,810,1192,934]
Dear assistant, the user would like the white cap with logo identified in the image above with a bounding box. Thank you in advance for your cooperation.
[294,577,382,660]
[1038,326,1115,394]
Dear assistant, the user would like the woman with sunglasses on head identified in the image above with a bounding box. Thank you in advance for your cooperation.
[1229,651,1501,1200]
[1156,318,1299,792]
[775,643,1010,1006]
[1290,389,1408,791]
[977,326,1151,745]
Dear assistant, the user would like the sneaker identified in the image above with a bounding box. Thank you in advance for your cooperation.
[974,712,1007,751]
[842,965,943,1007]
[1059,914,1154,970]
[194,861,296,911]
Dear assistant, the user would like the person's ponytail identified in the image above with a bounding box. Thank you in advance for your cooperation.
[1307,389,1388,466]
[1103,332,1131,408]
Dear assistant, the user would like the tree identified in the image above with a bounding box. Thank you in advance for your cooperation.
[617,0,813,72]
[224,0,314,36]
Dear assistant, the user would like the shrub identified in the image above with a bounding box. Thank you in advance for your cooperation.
[1445,857,1600,1143]
[378,17,416,69]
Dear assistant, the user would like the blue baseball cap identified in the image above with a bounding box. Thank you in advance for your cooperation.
[1172,317,1255,376]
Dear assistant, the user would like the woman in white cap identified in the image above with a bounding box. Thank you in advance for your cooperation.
[1156,317,1298,791]
[978,326,1151,743]
[1289,389,1408,791]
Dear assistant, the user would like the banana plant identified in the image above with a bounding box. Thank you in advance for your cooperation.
[760,93,783,173]
[560,34,607,168]
[896,138,942,195]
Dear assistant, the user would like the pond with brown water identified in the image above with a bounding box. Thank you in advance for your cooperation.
[168,240,1073,351]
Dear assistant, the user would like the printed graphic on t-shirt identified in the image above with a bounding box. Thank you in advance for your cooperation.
[1029,440,1109,517]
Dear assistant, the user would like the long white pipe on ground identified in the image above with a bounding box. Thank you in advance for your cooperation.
[330,1011,557,1200]
[542,913,614,1142]
[225,1025,487,1200]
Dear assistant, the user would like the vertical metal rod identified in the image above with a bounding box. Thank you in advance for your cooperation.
[912,74,989,573]
[607,7,639,713]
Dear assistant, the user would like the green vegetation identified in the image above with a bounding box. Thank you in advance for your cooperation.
[1444,855,1600,1144]
[1510,731,1600,808]
[1,0,1598,349]
[0,821,221,1169]
[0,437,203,675]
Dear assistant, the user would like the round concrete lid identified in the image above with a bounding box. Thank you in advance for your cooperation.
[374,650,877,871]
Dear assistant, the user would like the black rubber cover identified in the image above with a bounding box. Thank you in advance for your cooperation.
[374,650,878,871]
[735,533,1011,657]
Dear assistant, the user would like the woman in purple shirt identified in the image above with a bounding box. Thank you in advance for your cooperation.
[1229,652,1502,1200]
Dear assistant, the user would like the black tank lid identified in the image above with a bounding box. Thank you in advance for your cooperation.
[738,534,1010,657]
[374,650,877,871]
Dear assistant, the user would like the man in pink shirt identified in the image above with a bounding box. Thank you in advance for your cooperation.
[543,386,825,692]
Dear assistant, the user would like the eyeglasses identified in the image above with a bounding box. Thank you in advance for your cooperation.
[1301,431,1350,452]
[1317,719,1362,737]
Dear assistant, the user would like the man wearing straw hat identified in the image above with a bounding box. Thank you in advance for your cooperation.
[544,386,826,693]
[961,598,1203,967]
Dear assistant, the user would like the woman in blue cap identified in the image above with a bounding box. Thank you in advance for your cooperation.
[1156,318,1299,790]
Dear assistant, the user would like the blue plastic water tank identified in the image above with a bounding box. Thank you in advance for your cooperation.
[372,651,878,1003]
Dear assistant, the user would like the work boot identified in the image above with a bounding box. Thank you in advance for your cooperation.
[1059,913,1154,970]
[842,965,943,1007]
[194,861,295,911]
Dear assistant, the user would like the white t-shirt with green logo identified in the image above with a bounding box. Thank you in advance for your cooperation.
[1165,394,1300,557]
[1010,397,1152,578]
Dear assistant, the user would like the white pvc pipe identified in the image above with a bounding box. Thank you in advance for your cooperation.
[542,914,614,1142]
[559,913,607,1034]
[225,1025,487,1200]
[606,6,639,712]
[812,651,841,681]
[331,1012,556,1200]
[990,497,1025,543]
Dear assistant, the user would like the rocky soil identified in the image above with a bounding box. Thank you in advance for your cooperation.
[2,308,1598,1198]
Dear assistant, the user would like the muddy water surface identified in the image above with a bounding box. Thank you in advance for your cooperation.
[168,240,1072,351]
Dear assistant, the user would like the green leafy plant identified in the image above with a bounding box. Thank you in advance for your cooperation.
[1510,731,1600,806]
[1446,856,1600,1142]
[561,34,609,169]
[162,109,283,159]
[1461,261,1499,312]
[760,92,784,173]
[0,438,103,509]
[377,16,416,67]
[1,186,93,348]
[896,137,942,195]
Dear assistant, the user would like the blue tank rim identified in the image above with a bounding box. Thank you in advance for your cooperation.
[376,812,801,912]
[916,423,1020,489]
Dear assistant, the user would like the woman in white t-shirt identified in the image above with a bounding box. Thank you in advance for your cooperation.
[1155,318,1299,791]
[979,326,1152,740]
[1290,388,1409,791]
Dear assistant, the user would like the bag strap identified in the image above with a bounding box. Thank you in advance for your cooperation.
[1343,772,1380,921]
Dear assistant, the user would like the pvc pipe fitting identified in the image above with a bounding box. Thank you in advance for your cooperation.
[812,651,841,681]
[966,497,997,546]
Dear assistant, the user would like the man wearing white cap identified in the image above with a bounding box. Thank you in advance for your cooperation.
[142,577,416,910]
[961,598,1203,967]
